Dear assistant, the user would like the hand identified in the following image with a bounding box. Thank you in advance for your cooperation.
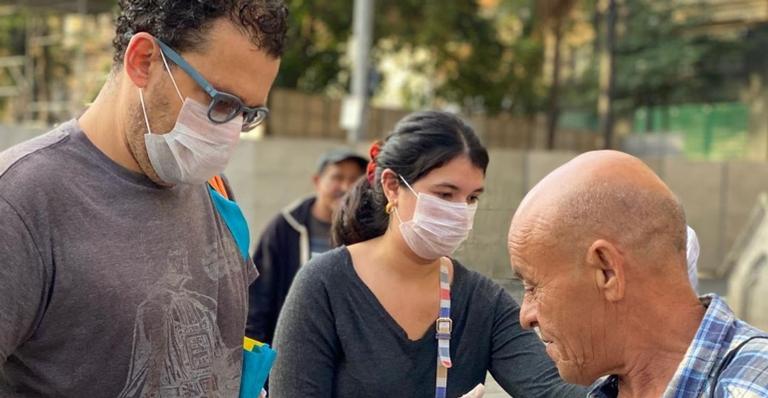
[459,384,485,398]
[259,388,267,398]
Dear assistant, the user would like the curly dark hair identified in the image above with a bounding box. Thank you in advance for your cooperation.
[112,0,288,66]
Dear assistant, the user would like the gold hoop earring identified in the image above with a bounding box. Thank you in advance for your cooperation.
[385,202,395,214]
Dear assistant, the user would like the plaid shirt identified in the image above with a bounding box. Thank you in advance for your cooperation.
[588,294,768,398]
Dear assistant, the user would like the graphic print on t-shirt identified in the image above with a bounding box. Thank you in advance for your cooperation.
[200,238,243,282]
[118,248,240,397]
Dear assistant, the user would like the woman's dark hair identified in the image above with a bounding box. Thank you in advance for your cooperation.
[332,111,489,246]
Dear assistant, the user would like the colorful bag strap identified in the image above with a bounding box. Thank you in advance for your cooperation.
[208,175,230,200]
[206,175,250,261]
[435,260,452,398]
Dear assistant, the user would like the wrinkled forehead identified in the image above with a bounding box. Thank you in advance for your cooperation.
[508,220,539,275]
[508,213,565,276]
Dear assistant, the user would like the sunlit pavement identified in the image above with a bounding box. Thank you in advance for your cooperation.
[484,374,511,397]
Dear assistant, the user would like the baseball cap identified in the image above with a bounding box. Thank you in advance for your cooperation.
[316,148,368,174]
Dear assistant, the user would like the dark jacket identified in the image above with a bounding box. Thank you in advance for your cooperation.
[246,196,315,344]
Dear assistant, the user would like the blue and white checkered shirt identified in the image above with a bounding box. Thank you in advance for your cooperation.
[588,294,768,398]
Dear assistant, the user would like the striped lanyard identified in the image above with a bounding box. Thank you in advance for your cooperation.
[435,261,452,398]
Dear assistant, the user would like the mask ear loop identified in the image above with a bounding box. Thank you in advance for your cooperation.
[398,174,418,196]
[394,174,419,224]
[158,46,184,103]
[138,45,185,136]
[138,89,153,135]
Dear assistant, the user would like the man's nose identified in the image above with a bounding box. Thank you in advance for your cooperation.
[340,179,356,192]
[519,299,538,330]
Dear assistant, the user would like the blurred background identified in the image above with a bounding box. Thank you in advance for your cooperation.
[0,1,766,379]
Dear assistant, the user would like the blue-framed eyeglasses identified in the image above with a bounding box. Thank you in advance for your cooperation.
[155,39,269,132]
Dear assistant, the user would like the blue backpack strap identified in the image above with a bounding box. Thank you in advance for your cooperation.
[207,176,250,261]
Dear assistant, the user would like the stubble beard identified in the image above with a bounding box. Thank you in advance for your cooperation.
[126,92,175,187]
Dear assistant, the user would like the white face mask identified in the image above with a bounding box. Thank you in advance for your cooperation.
[686,225,700,291]
[139,50,242,185]
[394,175,477,260]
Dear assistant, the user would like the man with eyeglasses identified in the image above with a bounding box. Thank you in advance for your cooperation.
[0,1,287,396]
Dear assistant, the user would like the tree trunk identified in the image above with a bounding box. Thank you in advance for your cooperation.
[546,19,563,150]
[597,0,616,148]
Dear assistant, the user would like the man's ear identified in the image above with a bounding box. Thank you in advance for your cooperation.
[123,32,159,89]
[380,169,400,204]
[587,239,625,302]
[312,173,321,189]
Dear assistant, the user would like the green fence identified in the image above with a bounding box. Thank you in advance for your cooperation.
[633,103,749,160]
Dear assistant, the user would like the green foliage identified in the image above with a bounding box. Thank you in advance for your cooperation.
[276,0,547,115]
[0,11,26,56]
[0,11,27,117]
[274,0,351,93]
[379,1,545,113]
[557,0,745,130]
[614,0,729,109]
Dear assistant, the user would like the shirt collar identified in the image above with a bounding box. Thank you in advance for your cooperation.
[588,375,618,398]
[662,294,735,396]
[587,294,732,398]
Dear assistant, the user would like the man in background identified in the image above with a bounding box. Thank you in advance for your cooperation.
[247,148,366,344]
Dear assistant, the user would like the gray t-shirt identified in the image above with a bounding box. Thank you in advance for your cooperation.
[308,214,332,258]
[270,247,587,398]
[0,121,257,397]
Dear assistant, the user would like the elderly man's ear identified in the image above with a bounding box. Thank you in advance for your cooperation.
[586,239,625,302]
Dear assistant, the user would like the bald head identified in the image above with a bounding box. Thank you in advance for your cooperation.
[509,151,698,386]
[510,150,686,269]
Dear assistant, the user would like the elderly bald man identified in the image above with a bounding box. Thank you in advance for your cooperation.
[508,150,768,398]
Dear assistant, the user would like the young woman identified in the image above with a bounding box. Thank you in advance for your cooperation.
[269,111,586,397]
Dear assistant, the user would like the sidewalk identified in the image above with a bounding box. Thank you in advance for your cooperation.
[485,374,511,398]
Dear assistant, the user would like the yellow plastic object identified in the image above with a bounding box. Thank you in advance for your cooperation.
[243,336,264,352]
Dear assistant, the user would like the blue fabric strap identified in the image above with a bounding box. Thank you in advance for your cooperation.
[207,185,250,261]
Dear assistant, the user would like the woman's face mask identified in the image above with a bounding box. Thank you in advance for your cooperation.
[394,175,478,260]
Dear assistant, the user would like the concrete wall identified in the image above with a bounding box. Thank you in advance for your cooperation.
[726,195,768,330]
[3,125,767,300]
[225,139,768,299]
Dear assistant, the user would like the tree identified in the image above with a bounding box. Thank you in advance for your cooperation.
[274,1,352,94]
[613,0,724,131]
[534,0,579,149]
[275,0,548,115]
[557,0,738,138]
[377,0,546,114]
[597,0,617,148]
